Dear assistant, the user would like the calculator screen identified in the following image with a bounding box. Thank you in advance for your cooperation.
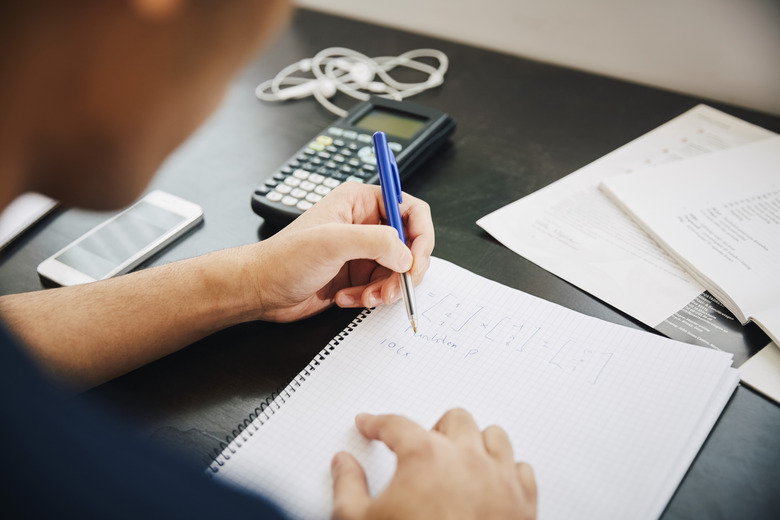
[353,107,427,140]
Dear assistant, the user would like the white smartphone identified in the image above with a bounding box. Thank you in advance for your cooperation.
[37,190,203,286]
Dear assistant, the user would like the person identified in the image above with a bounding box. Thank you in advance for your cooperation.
[0,1,537,518]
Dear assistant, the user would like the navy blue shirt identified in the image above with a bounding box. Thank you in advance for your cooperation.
[0,320,287,519]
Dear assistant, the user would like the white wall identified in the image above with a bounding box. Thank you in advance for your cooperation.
[295,0,780,116]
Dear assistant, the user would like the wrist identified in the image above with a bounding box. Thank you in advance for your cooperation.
[192,244,269,329]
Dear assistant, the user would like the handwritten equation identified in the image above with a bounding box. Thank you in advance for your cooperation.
[379,290,614,385]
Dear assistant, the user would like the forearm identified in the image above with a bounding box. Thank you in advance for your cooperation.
[0,185,435,392]
[0,247,261,391]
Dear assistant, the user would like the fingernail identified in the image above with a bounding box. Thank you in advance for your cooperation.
[402,249,413,270]
[354,413,370,428]
[338,293,355,306]
[368,293,380,307]
[331,453,343,475]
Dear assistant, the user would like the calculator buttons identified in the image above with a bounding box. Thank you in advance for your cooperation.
[266,191,283,202]
[258,125,389,220]
[389,142,402,152]
[357,147,377,165]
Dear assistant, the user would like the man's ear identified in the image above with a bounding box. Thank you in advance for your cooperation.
[128,0,187,21]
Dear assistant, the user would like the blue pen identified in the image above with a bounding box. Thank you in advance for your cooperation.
[373,131,418,332]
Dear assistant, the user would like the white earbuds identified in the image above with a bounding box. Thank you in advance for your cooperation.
[259,78,336,100]
[255,47,449,117]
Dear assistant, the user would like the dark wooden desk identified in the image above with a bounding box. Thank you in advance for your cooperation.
[1,8,778,519]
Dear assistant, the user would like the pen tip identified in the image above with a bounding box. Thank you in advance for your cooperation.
[411,318,417,333]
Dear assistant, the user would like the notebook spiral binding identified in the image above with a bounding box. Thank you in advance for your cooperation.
[207,308,372,474]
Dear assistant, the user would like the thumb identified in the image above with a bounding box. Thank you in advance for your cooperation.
[331,452,372,520]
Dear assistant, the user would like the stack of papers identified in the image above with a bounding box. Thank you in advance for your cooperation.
[600,136,780,347]
[477,105,779,403]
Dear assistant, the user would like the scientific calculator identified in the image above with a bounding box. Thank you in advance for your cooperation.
[251,97,455,224]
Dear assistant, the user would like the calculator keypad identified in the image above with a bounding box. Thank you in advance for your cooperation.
[257,129,402,213]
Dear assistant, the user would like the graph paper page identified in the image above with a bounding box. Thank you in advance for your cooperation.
[212,257,737,520]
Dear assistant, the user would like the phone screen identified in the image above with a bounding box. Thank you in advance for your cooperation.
[55,202,186,280]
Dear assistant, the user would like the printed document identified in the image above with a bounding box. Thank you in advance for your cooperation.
[601,136,780,346]
[477,105,774,358]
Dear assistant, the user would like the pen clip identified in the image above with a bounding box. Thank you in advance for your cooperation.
[390,151,402,204]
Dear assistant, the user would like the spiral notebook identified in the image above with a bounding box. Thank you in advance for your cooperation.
[209,257,738,520]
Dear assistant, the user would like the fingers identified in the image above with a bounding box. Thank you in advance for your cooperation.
[432,408,482,448]
[360,410,515,463]
[335,267,399,308]
[355,413,429,459]
[319,183,434,279]
[354,409,538,518]
[516,462,538,508]
[318,223,411,308]
[409,254,432,286]
[322,223,413,275]
[343,276,400,308]
[483,424,515,463]
[400,194,435,281]
[331,452,372,520]
[293,184,433,299]
[434,412,537,510]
